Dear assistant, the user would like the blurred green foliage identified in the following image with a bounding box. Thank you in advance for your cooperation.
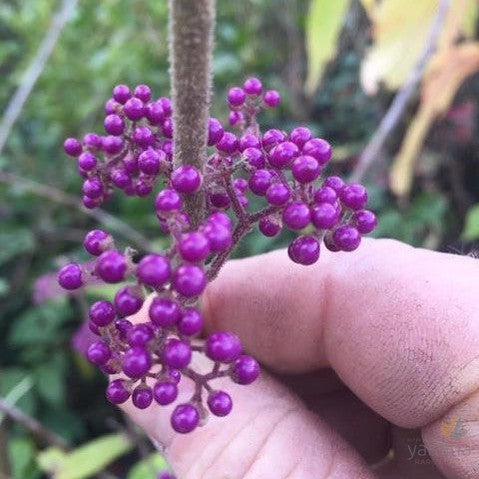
[0,0,478,477]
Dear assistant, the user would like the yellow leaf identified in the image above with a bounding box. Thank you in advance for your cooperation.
[304,0,350,96]
[390,42,479,196]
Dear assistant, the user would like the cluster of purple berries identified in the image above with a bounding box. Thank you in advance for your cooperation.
[58,77,376,434]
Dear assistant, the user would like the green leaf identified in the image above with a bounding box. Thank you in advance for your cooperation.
[462,204,479,241]
[304,0,349,96]
[127,453,168,479]
[37,433,133,479]
[0,228,35,265]
[8,437,39,479]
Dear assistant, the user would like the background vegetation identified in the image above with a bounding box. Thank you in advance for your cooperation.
[0,0,478,477]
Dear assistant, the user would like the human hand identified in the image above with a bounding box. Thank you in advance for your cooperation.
[120,239,479,478]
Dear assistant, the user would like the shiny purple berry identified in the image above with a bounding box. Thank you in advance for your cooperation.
[178,232,210,262]
[291,155,321,183]
[106,379,130,404]
[104,114,125,136]
[127,324,154,347]
[290,127,312,147]
[333,225,361,251]
[114,285,144,317]
[263,89,281,107]
[243,147,265,168]
[340,184,368,210]
[162,339,192,369]
[203,223,232,252]
[311,203,340,229]
[323,176,345,192]
[153,381,178,406]
[95,250,127,283]
[83,133,102,150]
[138,149,162,175]
[216,132,238,154]
[282,201,311,230]
[171,403,199,434]
[266,183,290,206]
[206,332,242,363]
[239,134,260,151]
[172,264,207,297]
[124,97,144,121]
[122,347,151,378]
[353,209,377,234]
[137,254,171,288]
[262,129,285,151]
[314,186,337,204]
[146,102,165,124]
[243,77,262,95]
[302,138,332,165]
[248,169,273,196]
[178,308,204,336]
[232,355,260,385]
[78,152,97,171]
[112,84,131,104]
[228,87,246,106]
[149,297,181,327]
[64,138,82,157]
[87,341,111,365]
[133,125,154,148]
[288,236,320,265]
[171,165,202,194]
[82,177,103,199]
[134,84,152,103]
[207,391,233,417]
[84,229,112,256]
[155,189,182,213]
[58,263,83,290]
[89,300,115,326]
[269,141,299,169]
[259,216,282,237]
[132,386,153,409]
[102,135,124,154]
[207,118,224,146]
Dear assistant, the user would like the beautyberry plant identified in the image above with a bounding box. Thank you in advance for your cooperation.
[58,78,376,434]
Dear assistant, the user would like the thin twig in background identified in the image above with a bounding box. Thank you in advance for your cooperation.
[0,396,70,450]
[0,0,79,156]
[350,0,452,184]
[0,172,153,252]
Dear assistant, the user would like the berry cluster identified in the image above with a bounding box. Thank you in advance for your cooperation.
[58,77,376,434]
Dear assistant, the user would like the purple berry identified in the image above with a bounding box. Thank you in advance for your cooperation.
[105,99,119,115]
[291,155,321,183]
[323,176,345,192]
[209,192,231,209]
[106,379,130,404]
[82,177,103,199]
[282,201,311,230]
[324,231,340,252]
[124,97,144,121]
[290,127,312,147]
[153,381,178,405]
[262,129,285,151]
[333,225,361,251]
[87,341,111,365]
[64,138,82,157]
[229,110,244,126]
[161,118,173,138]
[84,229,112,256]
[58,263,83,290]
[163,339,192,369]
[203,223,232,252]
[126,324,154,348]
[228,87,246,106]
[265,183,290,206]
[288,236,320,265]
[111,169,132,189]
[171,165,202,194]
[178,232,210,262]
[259,216,281,237]
[243,77,262,95]
[311,203,340,229]
[159,97,172,116]
[263,89,281,108]
[155,189,182,213]
[83,133,102,150]
[149,297,181,327]
[112,84,131,104]
[232,355,260,385]
[353,209,377,234]
[340,184,368,210]
[114,285,144,317]
[234,178,248,192]
[314,186,337,204]
[302,138,332,165]
[95,250,127,283]
[178,308,204,336]
[82,196,101,209]
[207,390,233,417]
[122,347,151,378]
[104,114,125,136]
[207,118,224,146]
[269,141,299,169]
[216,132,238,154]
[132,386,153,409]
[239,134,260,151]
[89,300,116,326]
[133,125,154,148]
[134,84,152,103]
[157,472,176,479]
[206,332,242,363]
[172,264,207,297]
[171,403,199,434]
[248,169,274,196]
[207,212,232,230]
[138,149,162,175]
[146,102,165,125]
[243,147,265,168]
[137,254,171,288]
[102,135,124,155]
[78,152,97,171]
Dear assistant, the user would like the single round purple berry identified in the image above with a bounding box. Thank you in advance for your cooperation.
[137,254,171,288]
[288,236,320,265]
[114,285,144,317]
[243,147,265,168]
[178,232,210,262]
[209,192,231,208]
[323,176,345,192]
[282,201,311,230]
[207,390,233,417]
[78,152,97,171]
[178,308,204,336]
[172,264,207,297]
[324,231,340,252]
[83,133,102,150]
[104,114,125,136]
[153,381,178,406]
[102,135,124,155]
[138,149,162,175]
[87,341,111,365]
[207,211,232,230]
[134,84,151,103]
[302,138,332,165]
[202,223,232,252]
[127,323,154,347]
[105,98,119,115]
[135,179,152,197]
[234,178,248,192]
[333,225,361,251]
[290,127,312,147]
[171,403,199,434]
[112,84,131,104]
[82,195,101,209]
[259,216,282,237]
[64,138,82,157]
[228,87,246,106]
[291,155,321,183]
[206,332,242,363]
[149,297,181,327]
[353,210,377,234]
[171,165,202,194]
[162,339,192,369]
[262,129,285,151]
[232,355,260,385]
[229,110,244,126]
[89,300,116,327]
[122,347,151,378]
[265,183,290,206]
[216,132,238,154]
[207,118,224,146]
[161,118,173,138]
[155,189,182,214]
[239,134,260,151]
[269,141,299,169]
[58,263,83,290]
[243,77,262,95]
[314,186,337,204]
[123,97,144,121]
[111,169,132,189]
[340,184,368,210]
[159,97,172,116]
[146,102,165,125]
[133,125,154,148]
[167,368,181,384]
[311,203,340,229]
[82,177,103,199]
[106,379,130,404]
[95,250,127,283]
[248,169,274,196]
[115,318,133,341]
[84,229,112,256]
[263,89,281,108]
[132,386,153,409]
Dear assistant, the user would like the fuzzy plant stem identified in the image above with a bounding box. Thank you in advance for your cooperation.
[168,0,216,228]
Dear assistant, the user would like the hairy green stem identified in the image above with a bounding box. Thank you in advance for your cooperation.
[168,0,216,228]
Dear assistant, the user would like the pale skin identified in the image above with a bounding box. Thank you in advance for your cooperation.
[120,239,479,478]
